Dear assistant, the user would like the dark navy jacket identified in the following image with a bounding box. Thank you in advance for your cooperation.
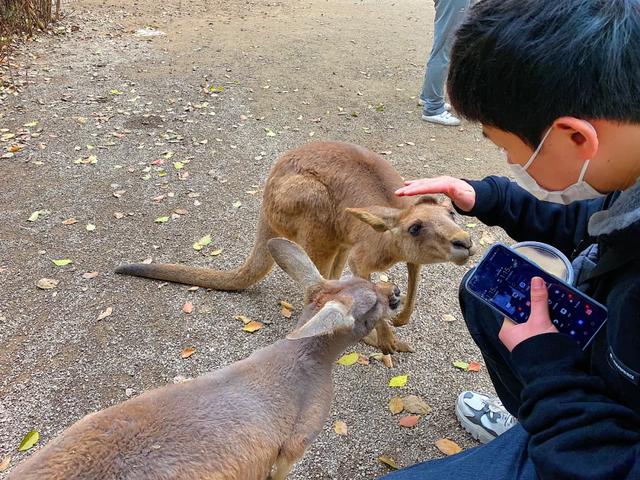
[465,176,640,480]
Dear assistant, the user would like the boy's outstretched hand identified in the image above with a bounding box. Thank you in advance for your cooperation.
[395,176,476,212]
[499,277,559,352]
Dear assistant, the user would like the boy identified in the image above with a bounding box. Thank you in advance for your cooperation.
[386,0,640,478]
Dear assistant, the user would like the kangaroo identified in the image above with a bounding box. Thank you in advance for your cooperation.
[116,141,473,354]
[9,239,401,480]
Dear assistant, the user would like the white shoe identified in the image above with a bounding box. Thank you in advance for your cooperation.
[421,111,461,126]
[455,391,518,444]
[418,99,451,111]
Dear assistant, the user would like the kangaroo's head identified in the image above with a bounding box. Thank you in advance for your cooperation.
[346,195,474,266]
[266,238,401,342]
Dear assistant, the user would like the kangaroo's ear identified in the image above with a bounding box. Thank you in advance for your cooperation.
[287,300,354,340]
[267,238,324,289]
[346,206,402,232]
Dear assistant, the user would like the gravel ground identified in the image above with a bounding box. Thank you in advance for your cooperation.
[0,0,512,477]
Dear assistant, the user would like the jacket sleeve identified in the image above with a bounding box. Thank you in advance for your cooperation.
[511,288,640,480]
[461,176,606,257]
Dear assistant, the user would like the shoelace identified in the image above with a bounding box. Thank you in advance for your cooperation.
[486,396,518,428]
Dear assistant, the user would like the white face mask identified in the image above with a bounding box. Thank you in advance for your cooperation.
[507,127,604,204]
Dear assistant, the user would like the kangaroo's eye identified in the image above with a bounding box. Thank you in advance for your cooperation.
[408,223,422,236]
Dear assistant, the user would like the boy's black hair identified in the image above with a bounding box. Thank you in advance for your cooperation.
[447,0,640,147]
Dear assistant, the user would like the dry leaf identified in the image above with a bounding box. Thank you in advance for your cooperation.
[86,223,96,231]
[182,302,193,314]
[402,395,432,415]
[242,320,264,333]
[174,208,188,215]
[82,271,99,279]
[279,300,293,310]
[97,307,113,321]
[281,305,292,318]
[62,217,78,225]
[113,212,125,219]
[187,286,199,292]
[378,455,398,470]
[210,248,223,256]
[333,420,348,436]
[399,415,420,428]
[356,354,370,365]
[388,396,404,414]
[0,456,11,472]
[337,352,359,366]
[36,278,59,290]
[181,347,195,359]
[467,361,482,372]
[453,361,470,371]
[234,315,252,324]
[442,314,456,323]
[435,438,462,456]
[142,258,153,264]
[389,375,408,387]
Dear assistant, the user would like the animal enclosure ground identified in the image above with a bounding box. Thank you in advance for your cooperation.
[0,0,512,477]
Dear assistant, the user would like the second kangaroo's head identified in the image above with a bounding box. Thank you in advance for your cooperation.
[346,195,474,266]
[266,238,401,342]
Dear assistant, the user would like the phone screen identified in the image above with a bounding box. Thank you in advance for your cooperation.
[465,243,607,349]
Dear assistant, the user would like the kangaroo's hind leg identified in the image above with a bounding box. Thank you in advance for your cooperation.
[329,246,350,279]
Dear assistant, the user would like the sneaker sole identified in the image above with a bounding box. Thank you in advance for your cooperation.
[421,115,461,126]
[455,407,496,444]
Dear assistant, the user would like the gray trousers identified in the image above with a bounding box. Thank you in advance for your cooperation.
[421,0,472,116]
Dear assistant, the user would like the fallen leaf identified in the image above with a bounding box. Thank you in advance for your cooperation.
[173,161,185,170]
[86,223,96,231]
[181,347,195,359]
[52,259,73,267]
[337,352,359,366]
[182,302,193,314]
[378,455,398,470]
[334,420,348,436]
[389,375,408,387]
[23,120,38,127]
[174,208,188,215]
[465,223,478,228]
[356,354,370,365]
[97,307,113,321]
[453,361,470,371]
[242,320,264,333]
[279,300,294,310]
[480,232,495,246]
[399,415,420,428]
[187,286,199,292]
[435,438,462,456]
[114,212,125,219]
[210,248,223,256]
[36,278,59,290]
[234,315,252,324]
[0,456,10,472]
[442,314,456,323]
[467,361,482,372]
[402,395,432,415]
[388,396,404,414]
[192,235,212,251]
[369,352,384,362]
[82,271,99,279]
[110,88,123,95]
[62,217,77,225]
[154,216,170,223]
[264,128,277,137]
[142,258,153,264]
[27,210,49,222]
[232,201,242,208]
[18,431,39,451]
[281,305,292,318]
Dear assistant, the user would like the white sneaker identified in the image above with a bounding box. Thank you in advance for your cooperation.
[418,99,451,111]
[455,391,518,444]
[421,111,461,126]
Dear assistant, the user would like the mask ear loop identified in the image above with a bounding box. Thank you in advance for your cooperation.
[577,159,591,182]
[523,128,553,170]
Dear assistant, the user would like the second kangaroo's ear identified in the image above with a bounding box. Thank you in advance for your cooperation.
[346,206,401,232]
[287,300,354,340]
[267,238,324,289]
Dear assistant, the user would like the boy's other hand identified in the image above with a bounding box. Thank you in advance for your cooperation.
[395,176,476,212]
[499,277,559,352]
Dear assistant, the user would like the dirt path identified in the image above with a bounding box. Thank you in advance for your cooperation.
[0,0,510,477]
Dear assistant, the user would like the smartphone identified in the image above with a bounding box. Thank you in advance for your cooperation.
[465,243,607,349]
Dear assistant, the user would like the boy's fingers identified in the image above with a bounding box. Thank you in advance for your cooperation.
[529,277,551,324]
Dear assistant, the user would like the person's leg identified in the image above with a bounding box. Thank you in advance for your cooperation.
[459,269,524,415]
[420,0,471,116]
[379,424,537,480]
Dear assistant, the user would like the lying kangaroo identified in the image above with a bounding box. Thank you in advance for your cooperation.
[116,141,473,353]
[10,239,400,480]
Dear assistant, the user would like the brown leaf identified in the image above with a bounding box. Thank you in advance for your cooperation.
[399,415,420,428]
[234,315,252,324]
[467,361,482,372]
[181,347,195,359]
[174,208,188,215]
[113,212,125,219]
[187,286,199,292]
[356,354,370,365]
[281,305,292,318]
[442,313,456,322]
[36,278,59,290]
[333,420,348,436]
[0,456,11,472]
[435,438,462,456]
[382,354,394,369]
[242,320,264,333]
[388,396,404,414]
[97,307,113,321]
[62,217,78,225]
[82,271,99,279]
[402,395,432,415]
[182,302,193,314]
[378,455,398,470]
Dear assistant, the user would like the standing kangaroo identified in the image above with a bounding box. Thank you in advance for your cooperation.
[116,141,473,353]
[9,239,401,480]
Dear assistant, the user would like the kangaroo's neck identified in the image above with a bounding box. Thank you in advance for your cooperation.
[291,334,353,369]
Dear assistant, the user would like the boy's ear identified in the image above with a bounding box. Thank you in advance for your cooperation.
[346,206,402,232]
[286,301,354,340]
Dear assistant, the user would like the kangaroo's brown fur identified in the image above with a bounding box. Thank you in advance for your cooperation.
[10,239,400,480]
[116,141,473,353]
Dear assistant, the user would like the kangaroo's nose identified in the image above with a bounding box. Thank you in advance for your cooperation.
[451,237,472,250]
[393,285,401,297]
